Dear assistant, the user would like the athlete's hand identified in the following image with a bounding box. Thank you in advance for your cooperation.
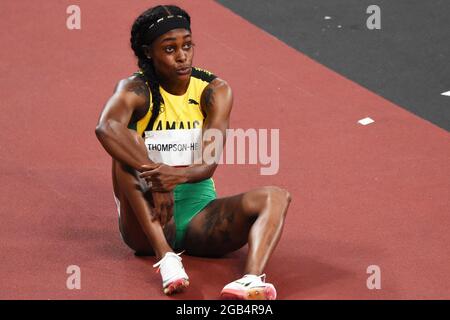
[139,164,187,192]
[137,162,161,173]
[151,191,174,227]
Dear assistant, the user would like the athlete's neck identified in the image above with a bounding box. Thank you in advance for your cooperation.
[158,76,190,96]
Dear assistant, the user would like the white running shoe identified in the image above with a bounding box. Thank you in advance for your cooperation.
[153,251,189,295]
[220,274,277,300]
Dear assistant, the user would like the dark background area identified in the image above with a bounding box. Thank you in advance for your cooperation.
[217,0,450,131]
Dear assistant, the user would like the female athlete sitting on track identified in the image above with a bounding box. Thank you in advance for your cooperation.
[95,4,291,300]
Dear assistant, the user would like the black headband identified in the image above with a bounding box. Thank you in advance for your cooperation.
[144,15,191,44]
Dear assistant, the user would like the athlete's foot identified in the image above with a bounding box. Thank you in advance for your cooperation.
[220,274,277,300]
[153,251,189,295]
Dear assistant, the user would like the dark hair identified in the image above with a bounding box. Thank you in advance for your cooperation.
[130,5,191,130]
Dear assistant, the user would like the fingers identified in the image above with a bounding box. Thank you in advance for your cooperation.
[159,204,168,227]
[145,178,174,193]
[142,163,161,170]
[164,193,174,226]
[150,191,163,222]
[162,197,175,227]
[151,192,174,227]
[151,200,166,225]
[150,186,167,193]
[166,202,174,226]
[164,193,173,225]
[145,179,163,192]
[139,168,160,179]
[139,163,161,173]
[161,201,174,227]
[150,204,160,222]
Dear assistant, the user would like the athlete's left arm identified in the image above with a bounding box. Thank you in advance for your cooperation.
[181,78,233,181]
[139,78,232,190]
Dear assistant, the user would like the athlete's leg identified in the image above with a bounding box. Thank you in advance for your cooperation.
[183,186,291,275]
[111,130,175,260]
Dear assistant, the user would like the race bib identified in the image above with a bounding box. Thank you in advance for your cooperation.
[144,129,203,166]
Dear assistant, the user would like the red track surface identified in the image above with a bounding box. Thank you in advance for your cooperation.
[1,0,449,299]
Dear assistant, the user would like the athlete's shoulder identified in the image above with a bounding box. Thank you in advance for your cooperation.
[114,71,148,94]
[111,71,150,114]
[200,76,233,115]
[191,67,217,83]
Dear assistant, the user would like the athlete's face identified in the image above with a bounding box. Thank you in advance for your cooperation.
[145,28,194,82]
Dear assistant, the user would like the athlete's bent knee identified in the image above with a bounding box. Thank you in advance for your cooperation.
[265,186,291,213]
[243,187,290,215]
[266,186,290,201]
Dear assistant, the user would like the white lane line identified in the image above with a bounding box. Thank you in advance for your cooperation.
[358,117,375,125]
[441,91,450,96]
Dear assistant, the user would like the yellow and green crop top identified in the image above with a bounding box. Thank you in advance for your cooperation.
[128,67,217,136]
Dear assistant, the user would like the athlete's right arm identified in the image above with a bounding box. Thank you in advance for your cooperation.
[96,78,175,227]
[95,78,155,171]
